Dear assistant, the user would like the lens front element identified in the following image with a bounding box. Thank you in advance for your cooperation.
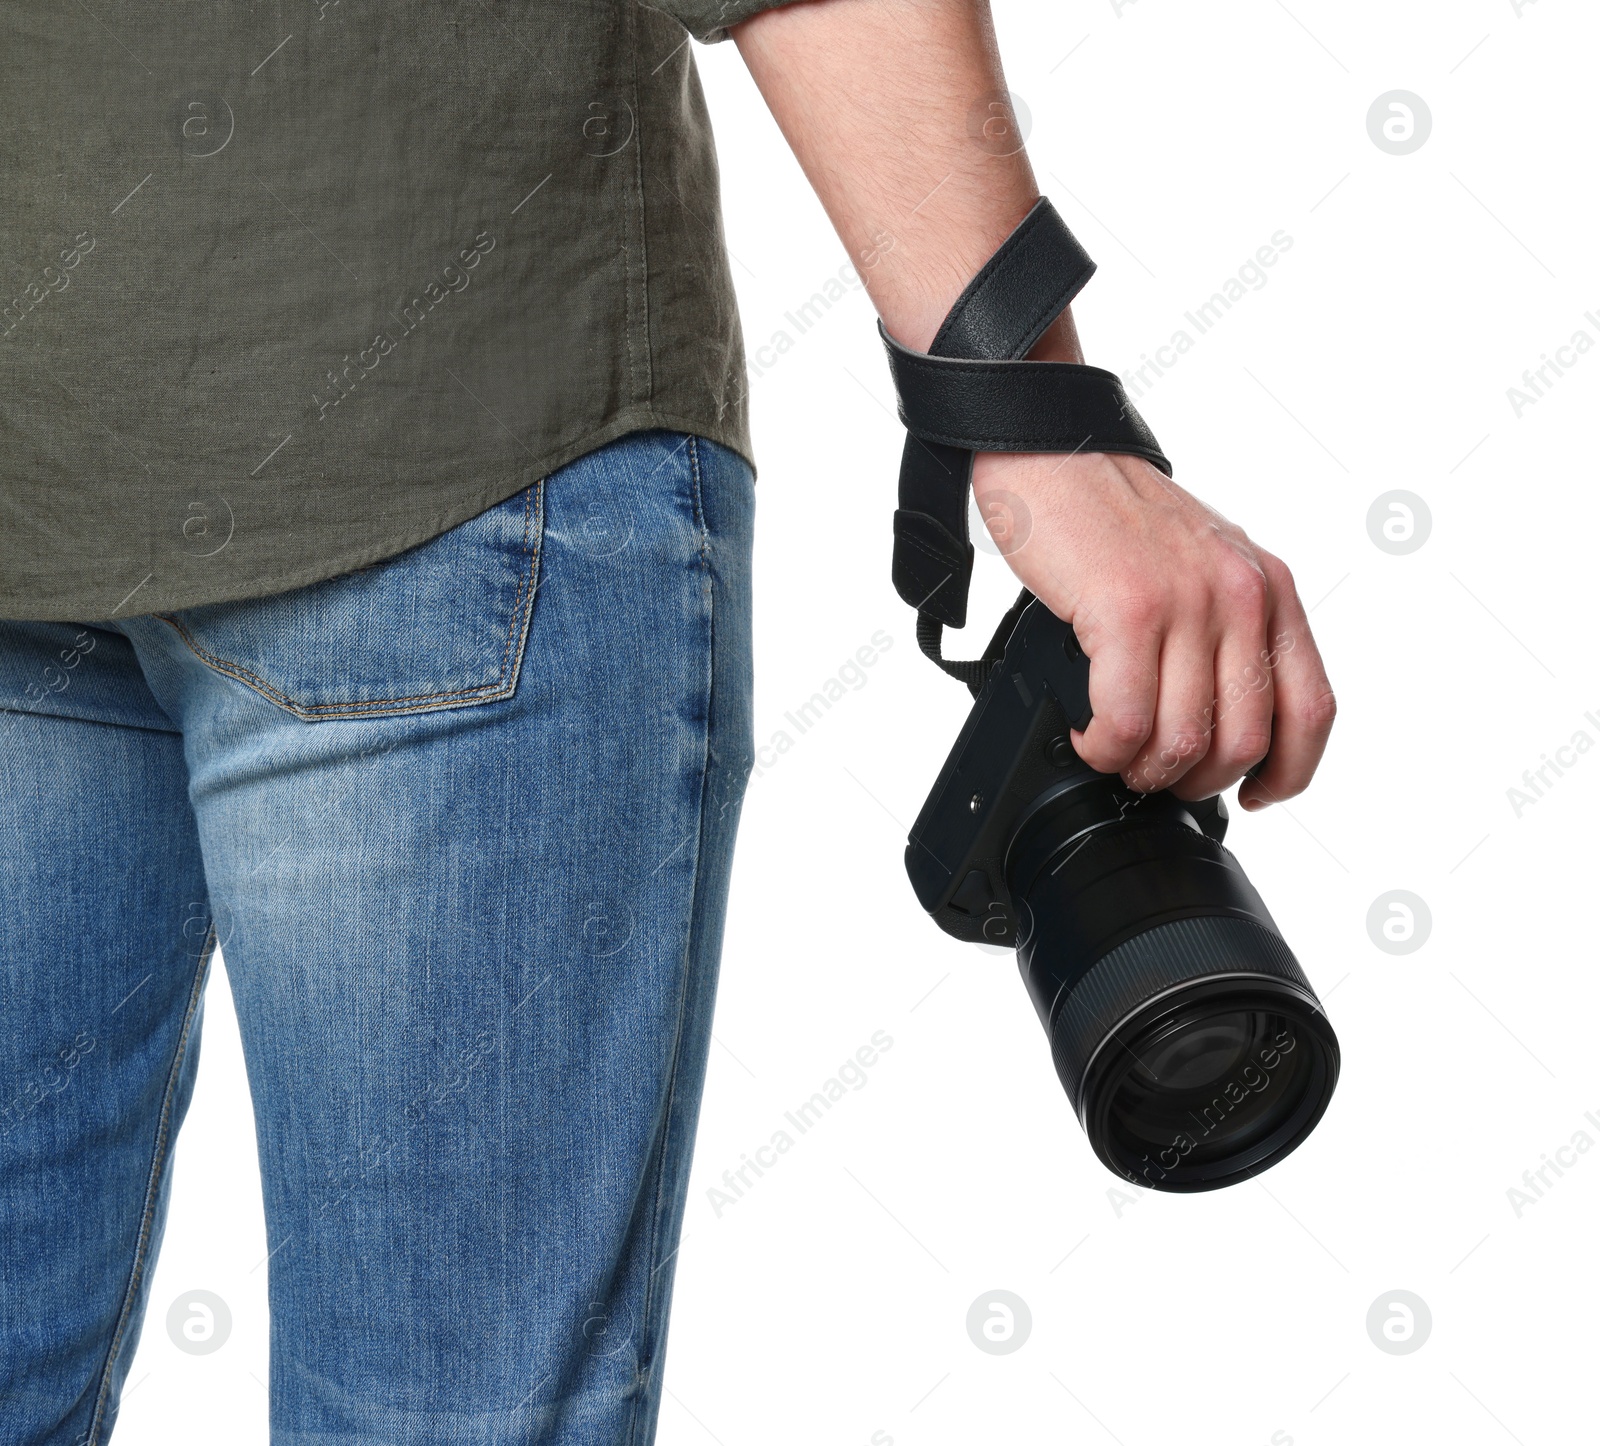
[1079,977,1338,1190]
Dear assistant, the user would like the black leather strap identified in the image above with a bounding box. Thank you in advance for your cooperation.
[882,197,1171,689]
[929,195,1097,362]
[883,338,1170,464]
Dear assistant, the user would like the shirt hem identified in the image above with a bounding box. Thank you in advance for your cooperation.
[0,404,756,624]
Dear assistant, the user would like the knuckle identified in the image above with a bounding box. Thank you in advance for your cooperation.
[1108,586,1168,633]
[1073,610,1123,653]
[1297,687,1338,732]
[1159,729,1210,767]
[1259,551,1296,592]
[1217,559,1268,614]
[1221,728,1273,768]
[1105,712,1154,748]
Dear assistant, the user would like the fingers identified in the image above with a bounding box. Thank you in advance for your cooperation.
[1069,607,1160,777]
[1071,557,1319,805]
[1170,624,1275,800]
[1125,629,1218,794]
[1236,581,1337,810]
[996,445,1335,804]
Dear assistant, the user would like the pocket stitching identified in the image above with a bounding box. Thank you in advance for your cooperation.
[154,482,543,721]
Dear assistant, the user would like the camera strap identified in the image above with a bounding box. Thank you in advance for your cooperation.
[880,197,1172,693]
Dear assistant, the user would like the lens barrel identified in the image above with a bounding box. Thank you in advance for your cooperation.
[1007,780,1339,1192]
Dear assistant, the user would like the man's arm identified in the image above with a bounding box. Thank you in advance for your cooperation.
[732,0,1336,810]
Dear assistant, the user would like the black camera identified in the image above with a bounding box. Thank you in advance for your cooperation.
[879,197,1340,1190]
[905,594,1339,1191]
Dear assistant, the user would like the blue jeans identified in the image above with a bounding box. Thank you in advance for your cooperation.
[0,431,755,1445]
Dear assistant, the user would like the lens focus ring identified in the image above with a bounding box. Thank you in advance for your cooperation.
[1049,915,1315,1114]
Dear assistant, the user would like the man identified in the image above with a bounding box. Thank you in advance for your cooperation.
[0,0,1335,1440]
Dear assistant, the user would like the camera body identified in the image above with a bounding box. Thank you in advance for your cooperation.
[906,595,1227,950]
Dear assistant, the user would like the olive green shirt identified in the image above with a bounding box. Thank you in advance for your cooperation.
[0,0,786,621]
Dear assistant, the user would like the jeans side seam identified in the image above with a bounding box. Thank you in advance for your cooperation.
[686,436,709,568]
[627,444,715,1444]
[84,932,214,1446]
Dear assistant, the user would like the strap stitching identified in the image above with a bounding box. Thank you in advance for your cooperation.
[887,347,1129,383]
[905,431,1169,465]
[895,528,970,572]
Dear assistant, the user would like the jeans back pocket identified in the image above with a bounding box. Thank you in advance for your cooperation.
[155,482,542,720]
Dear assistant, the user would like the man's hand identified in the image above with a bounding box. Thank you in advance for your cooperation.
[733,0,1336,810]
[972,450,1336,810]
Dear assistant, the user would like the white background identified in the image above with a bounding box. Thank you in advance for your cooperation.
[121,1,1600,1442]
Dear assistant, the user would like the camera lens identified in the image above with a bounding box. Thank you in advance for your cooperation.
[1006,780,1339,1191]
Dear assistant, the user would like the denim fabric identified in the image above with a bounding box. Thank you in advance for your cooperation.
[0,429,756,1445]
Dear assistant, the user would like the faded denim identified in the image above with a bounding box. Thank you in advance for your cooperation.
[0,430,755,1445]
